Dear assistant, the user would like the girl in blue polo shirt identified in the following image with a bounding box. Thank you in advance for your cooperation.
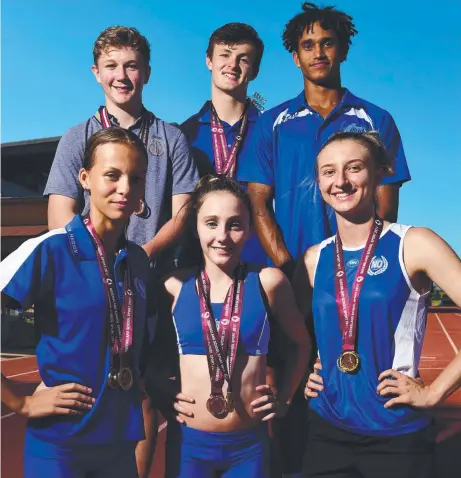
[148,176,310,478]
[296,131,461,478]
[1,127,152,478]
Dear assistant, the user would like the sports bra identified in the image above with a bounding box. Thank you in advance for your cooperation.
[172,267,270,356]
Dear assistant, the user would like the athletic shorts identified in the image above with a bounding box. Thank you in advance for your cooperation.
[165,422,270,478]
[303,409,436,478]
[24,436,137,478]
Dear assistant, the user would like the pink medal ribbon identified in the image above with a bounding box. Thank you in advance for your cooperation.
[334,216,383,373]
[210,102,248,178]
[84,216,135,390]
[198,264,245,418]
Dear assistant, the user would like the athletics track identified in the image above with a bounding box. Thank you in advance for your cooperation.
[2,310,461,478]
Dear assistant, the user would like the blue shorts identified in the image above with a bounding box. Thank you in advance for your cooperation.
[24,434,138,478]
[165,422,270,478]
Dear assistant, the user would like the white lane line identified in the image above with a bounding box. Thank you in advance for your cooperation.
[1,356,35,362]
[456,313,461,317]
[420,356,437,360]
[6,369,39,379]
[419,367,446,370]
[435,313,459,355]
[1,353,35,357]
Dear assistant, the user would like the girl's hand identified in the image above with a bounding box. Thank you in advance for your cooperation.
[305,362,323,399]
[172,392,195,423]
[377,369,438,409]
[21,383,94,418]
[250,384,284,421]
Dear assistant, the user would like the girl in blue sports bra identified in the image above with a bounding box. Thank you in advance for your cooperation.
[297,131,461,478]
[153,176,311,478]
[1,128,152,478]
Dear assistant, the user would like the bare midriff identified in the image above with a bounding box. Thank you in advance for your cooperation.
[178,353,267,432]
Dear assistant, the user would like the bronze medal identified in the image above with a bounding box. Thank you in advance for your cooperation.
[117,367,134,391]
[337,350,360,374]
[226,391,234,413]
[206,394,228,419]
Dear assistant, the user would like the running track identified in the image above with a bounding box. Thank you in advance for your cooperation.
[2,311,461,478]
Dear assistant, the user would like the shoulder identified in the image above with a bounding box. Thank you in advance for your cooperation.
[258,266,289,294]
[180,113,201,139]
[259,98,295,127]
[59,118,95,143]
[349,92,395,124]
[163,267,196,297]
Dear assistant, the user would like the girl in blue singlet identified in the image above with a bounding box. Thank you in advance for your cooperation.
[150,176,311,478]
[296,131,461,478]
[1,127,153,478]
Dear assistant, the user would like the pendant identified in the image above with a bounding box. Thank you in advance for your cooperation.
[117,367,134,391]
[337,350,361,374]
[206,394,228,419]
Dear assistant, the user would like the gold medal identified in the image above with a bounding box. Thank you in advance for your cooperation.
[337,350,360,373]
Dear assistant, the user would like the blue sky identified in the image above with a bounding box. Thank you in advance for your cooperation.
[2,0,461,254]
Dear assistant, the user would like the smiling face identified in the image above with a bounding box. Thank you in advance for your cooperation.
[206,42,257,97]
[197,190,251,271]
[79,142,147,225]
[317,139,383,218]
[293,22,345,86]
[92,47,151,111]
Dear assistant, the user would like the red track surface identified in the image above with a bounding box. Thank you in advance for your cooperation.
[2,311,461,478]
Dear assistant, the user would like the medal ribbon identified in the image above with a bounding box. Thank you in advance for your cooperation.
[97,106,150,147]
[84,216,134,357]
[198,264,245,396]
[210,102,248,178]
[334,216,383,352]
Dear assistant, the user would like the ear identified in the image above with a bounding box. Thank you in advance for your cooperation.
[205,54,213,72]
[91,64,101,84]
[78,168,90,191]
[292,51,301,68]
[144,65,151,85]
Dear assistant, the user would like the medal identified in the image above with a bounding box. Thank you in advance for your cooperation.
[334,216,383,374]
[108,369,119,389]
[206,394,228,419]
[226,391,234,413]
[337,350,361,373]
[117,367,134,391]
[198,264,245,418]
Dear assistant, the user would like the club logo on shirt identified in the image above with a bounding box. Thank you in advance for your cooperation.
[341,122,368,133]
[367,256,388,276]
[148,137,165,156]
[134,277,146,299]
[347,258,359,268]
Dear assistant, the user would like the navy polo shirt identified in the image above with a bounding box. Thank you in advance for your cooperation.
[181,101,266,265]
[0,215,153,449]
[238,89,411,262]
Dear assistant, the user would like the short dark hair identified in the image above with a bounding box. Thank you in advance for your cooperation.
[93,26,151,65]
[83,127,148,170]
[206,23,264,78]
[282,2,357,56]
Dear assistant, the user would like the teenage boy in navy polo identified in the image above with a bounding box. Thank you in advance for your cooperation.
[239,2,410,279]
[181,23,266,265]
[238,3,411,477]
[44,26,198,478]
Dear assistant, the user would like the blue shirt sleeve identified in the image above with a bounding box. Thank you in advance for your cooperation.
[377,112,411,185]
[237,112,274,186]
[0,233,56,310]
